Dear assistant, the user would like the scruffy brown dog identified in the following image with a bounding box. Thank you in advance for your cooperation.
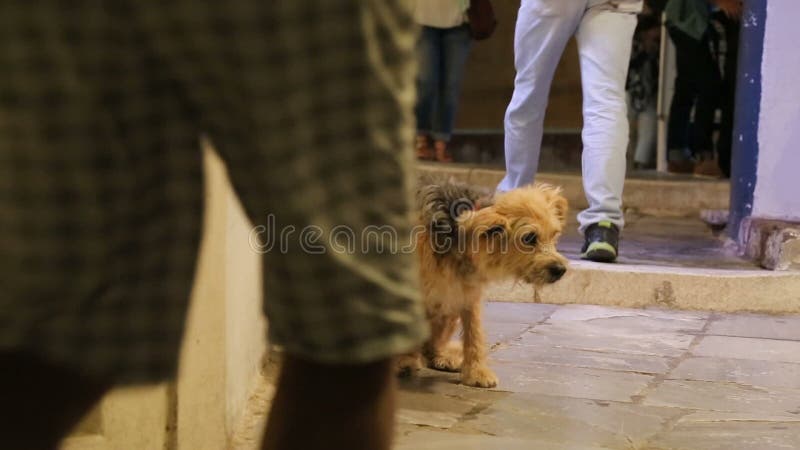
[399,177,569,388]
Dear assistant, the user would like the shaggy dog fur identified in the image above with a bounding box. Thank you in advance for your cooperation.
[398,176,569,388]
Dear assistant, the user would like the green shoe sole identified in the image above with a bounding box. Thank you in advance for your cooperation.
[581,241,617,263]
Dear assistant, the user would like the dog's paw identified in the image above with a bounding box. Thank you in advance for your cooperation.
[395,354,423,378]
[461,365,498,388]
[429,343,463,372]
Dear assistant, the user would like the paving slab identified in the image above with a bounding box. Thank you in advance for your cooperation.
[642,379,800,417]
[492,344,672,374]
[485,321,530,348]
[491,360,654,402]
[516,322,696,358]
[645,422,800,450]
[397,390,479,429]
[484,302,557,324]
[691,335,800,363]
[670,357,800,390]
[547,304,709,332]
[706,313,800,341]
[396,429,612,450]
[461,392,681,449]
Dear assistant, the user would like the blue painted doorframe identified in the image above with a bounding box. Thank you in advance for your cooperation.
[728,0,766,239]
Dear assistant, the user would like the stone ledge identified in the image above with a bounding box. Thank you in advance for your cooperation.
[417,163,730,217]
[486,260,800,314]
[739,217,800,271]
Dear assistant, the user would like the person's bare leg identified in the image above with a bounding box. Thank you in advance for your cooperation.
[0,352,111,449]
[262,355,396,450]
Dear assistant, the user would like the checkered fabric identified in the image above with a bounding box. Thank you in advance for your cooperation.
[0,0,427,383]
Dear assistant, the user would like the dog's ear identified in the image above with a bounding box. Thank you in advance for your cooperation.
[462,208,508,238]
[549,193,568,227]
[537,184,569,227]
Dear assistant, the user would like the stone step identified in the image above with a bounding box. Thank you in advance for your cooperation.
[485,213,800,314]
[448,131,583,172]
[487,262,800,315]
[412,165,797,314]
[417,162,730,217]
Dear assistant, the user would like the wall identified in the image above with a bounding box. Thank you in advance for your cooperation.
[224,167,268,436]
[176,144,269,450]
[456,1,583,131]
[751,0,800,221]
[175,145,229,450]
[62,145,269,450]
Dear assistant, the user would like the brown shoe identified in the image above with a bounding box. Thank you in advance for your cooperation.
[667,160,694,174]
[415,135,434,160]
[434,140,454,163]
[694,155,723,178]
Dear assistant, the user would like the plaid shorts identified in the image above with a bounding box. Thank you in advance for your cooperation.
[0,0,427,383]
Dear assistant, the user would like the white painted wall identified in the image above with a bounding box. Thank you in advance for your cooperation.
[62,145,269,450]
[177,144,269,449]
[752,0,800,221]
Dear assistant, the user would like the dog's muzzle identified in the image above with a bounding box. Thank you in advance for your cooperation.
[546,263,567,283]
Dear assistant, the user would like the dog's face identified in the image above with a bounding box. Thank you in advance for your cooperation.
[458,184,569,286]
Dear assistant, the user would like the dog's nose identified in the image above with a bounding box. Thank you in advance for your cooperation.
[547,263,567,282]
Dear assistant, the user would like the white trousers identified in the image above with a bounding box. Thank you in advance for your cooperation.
[498,0,638,232]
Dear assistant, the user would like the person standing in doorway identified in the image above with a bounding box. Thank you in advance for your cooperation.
[499,0,642,263]
[664,0,742,177]
[414,0,473,163]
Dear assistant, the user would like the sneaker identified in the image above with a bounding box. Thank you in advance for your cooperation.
[581,221,619,263]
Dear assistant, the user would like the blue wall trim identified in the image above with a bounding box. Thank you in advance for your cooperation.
[728,0,766,239]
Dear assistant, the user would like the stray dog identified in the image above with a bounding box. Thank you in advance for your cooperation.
[398,177,569,388]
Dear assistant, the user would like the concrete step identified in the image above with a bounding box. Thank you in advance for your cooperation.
[487,262,800,315]
[448,131,583,172]
[417,162,730,217]
[484,212,800,314]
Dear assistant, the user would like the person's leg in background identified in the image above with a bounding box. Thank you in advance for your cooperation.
[666,27,701,173]
[431,24,472,163]
[498,0,584,191]
[574,4,637,261]
[689,29,723,178]
[633,97,658,168]
[716,14,740,178]
[415,26,441,160]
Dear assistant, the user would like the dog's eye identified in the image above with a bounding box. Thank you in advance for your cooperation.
[486,225,504,237]
[521,232,538,246]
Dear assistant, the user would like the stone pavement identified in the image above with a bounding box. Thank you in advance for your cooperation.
[393,302,800,450]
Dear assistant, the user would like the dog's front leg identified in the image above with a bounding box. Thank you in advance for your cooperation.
[395,352,423,378]
[459,288,498,388]
[425,315,463,372]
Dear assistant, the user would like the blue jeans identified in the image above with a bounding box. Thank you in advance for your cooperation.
[415,25,472,142]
